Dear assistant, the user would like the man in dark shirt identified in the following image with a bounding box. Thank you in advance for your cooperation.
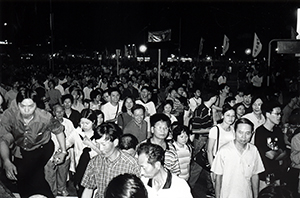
[255,100,287,191]
[62,94,81,128]
[188,90,218,191]
[0,89,67,198]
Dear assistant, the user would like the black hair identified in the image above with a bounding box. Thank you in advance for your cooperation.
[94,122,123,142]
[261,100,282,117]
[16,88,39,104]
[172,125,191,141]
[137,143,165,166]
[90,89,102,101]
[104,173,148,198]
[119,134,139,150]
[81,109,97,124]
[258,186,293,198]
[61,94,74,104]
[150,113,171,128]
[131,104,145,114]
[121,97,135,113]
[234,118,254,132]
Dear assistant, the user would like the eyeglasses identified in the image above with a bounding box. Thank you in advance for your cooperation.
[271,112,282,116]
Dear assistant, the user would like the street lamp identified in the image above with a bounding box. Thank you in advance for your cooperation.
[139,45,147,62]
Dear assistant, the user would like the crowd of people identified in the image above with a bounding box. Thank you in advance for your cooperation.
[0,62,299,198]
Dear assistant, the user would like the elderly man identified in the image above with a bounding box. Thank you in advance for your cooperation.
[137,143,193,198]
[0,88,67,198]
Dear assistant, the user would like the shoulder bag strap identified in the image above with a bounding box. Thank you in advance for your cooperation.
[216,125,220,152]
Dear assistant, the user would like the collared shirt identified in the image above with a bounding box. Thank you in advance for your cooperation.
[141,170,193,198]
[123,119,148,143]
[0,107,64,151]
[211,141,264,198]
[81,150,140,198]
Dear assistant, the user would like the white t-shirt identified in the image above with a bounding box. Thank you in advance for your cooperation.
[208,124,235,156]
[242,112,265,144]
[101,101,123,122]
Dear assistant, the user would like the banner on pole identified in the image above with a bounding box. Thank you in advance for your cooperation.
[148,29,171,43]
[222,35,229,55]
[198,37,204,56]
[252,33,262,57]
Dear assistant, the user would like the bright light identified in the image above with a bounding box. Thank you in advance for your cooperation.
[4,23,7,26]
[139,45,147,53]
[245,48,251,55]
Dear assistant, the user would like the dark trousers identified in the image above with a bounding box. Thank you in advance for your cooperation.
[14,140,55,198]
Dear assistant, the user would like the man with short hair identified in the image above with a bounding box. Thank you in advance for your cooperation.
[137,143,193,198]
[101,87,123,123]
[81,122,140,198]
[0,88,67,198]
[255,100,287,191]
[123,104,148,143]
[62,94,81,128]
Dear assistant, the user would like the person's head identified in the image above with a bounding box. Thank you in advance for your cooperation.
[251,95,265,115]
[234,118,254,145]
[90,89,102,102]
[172,125,190,145]
[150,113,171,140]
[108,87,120,104]
[52,104,64,122]
[193,88,201,98]
[94,122,123,157]
[121,97,135,113]
[102,89,110,103]
[243,90,252,106]
[132,104,145,125]
[104,173,148,198]
[140,86,150,99]
[162,99,174,114]
[83,99,91,109]
[177,86,185,96]
[80,109,97,132]
[219,83,230,94]
[95,110,104,126]
[237,88,244,97]
[258,185,293,198]
[61,94,74,110]
[87,80,93,88]
[119,134,139,156]
[262,100,282,125]
[222,104,236,126]
[201,90,218,105]
[137,143,165,178]
[233,102,246,118]
[16,88,38,119]
[48,79,55,89]
[224,96,236,107]
[169,88,179,98]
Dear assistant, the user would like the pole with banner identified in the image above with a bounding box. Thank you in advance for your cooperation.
[116,49,120,76]
[158,49,161,89]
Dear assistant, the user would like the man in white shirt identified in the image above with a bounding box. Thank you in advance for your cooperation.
[137,143,193,198]
[101,87,123,123]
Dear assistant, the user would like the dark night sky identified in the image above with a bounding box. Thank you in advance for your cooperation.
[0,0,299,57]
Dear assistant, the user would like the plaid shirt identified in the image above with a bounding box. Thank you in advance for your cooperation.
[81,150,140,198]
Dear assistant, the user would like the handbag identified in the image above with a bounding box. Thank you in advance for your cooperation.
[194,126,220,171]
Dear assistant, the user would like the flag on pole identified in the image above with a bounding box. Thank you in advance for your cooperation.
[291,27,298,39]
[124,45,128,57]
[222,35,229,55]
[148,29,171,42]
[297,8,300,39]
[198,37,204,56]
[252,33,262,57]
